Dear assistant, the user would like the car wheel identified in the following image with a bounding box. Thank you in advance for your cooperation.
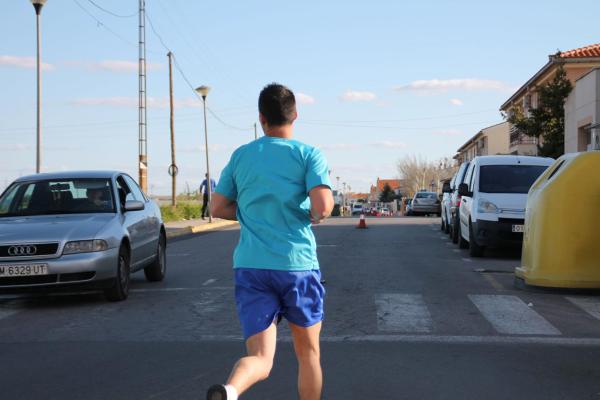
[144,233,167,282]
[451,216,459,243]
[458,223,469,249]
[468,221,485,257]
[104,244,131,302]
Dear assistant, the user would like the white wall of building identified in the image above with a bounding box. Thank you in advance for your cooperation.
[565,68,600,153]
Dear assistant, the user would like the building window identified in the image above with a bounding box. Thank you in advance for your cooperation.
[578,124,591,152]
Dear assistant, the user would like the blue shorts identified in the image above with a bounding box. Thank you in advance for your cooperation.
[234,268,325,340]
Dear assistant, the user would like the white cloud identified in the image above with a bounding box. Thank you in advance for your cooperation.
[72,96,201,109]
[395,78,514,94]
[0,55,54,71]
[296,93,315,105]
[82,60,163,72]
[318,141,407,151]
[0,144,31,151]
[431,129,464,137]
[449,98,464,106]
[178,144,237,153]
[339,90,377,102]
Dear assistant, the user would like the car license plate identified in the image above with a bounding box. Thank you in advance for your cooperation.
[512,224,524,233]
[0,264,48,277]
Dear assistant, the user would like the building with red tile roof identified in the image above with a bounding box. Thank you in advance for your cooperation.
[500,43,600,155]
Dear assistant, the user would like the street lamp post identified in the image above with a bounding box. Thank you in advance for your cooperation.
[31,0,47,174]
[195,85,212,223]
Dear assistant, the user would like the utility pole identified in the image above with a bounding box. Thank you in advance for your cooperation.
[167,52,177,207]
[31,0,47,173]
[254,122,258,140]
[138,0,148,192]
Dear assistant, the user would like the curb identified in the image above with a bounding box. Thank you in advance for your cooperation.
[166,220,239,239]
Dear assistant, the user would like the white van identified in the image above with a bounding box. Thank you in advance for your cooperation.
[457,155,554,257]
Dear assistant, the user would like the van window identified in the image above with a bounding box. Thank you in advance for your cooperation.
[479,165,548,194]
[463,163,475,190]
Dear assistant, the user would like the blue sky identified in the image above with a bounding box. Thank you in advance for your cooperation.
[1,0,598,194]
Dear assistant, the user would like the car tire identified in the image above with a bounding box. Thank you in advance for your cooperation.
[458,223,469,249]
[104,244,131,302]
[468,221,485,257]
[144,233,167,282]
[451,215,460,243]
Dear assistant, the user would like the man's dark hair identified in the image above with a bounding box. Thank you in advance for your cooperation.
[258,83,297,126]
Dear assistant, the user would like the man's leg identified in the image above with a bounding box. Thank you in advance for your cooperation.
[289,322,322,400]
[226,322,277,396]
[202,195,208,218]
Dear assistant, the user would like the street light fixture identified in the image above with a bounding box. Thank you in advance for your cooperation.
[195,85,212,223]
[31,0,47,173]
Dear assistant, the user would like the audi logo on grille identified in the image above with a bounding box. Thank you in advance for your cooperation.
[7,245,38,256]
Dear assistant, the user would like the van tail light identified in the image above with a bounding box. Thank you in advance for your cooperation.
[455,195,462,207]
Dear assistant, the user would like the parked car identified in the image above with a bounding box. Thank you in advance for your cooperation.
[448,161,470,244]
[404,199,413,216]
[457,155,553,257]
[351,203,364,215]
[440,179,452,233]
[380,207,390,216]
[0,171,167,301]
[410,191,441,216]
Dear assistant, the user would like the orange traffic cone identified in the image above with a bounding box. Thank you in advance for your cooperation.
[357,213,368,229]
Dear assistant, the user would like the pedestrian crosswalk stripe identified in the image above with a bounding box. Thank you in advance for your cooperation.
[375,294,432,333]
[468,295,561,335]
[566,297,600,321]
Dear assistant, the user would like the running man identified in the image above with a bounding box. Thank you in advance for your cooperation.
[207,83,334,400]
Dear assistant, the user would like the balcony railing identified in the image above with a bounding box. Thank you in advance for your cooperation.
[510,126,538,146]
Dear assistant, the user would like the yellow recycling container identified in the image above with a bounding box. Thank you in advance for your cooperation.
[515,151,600,288]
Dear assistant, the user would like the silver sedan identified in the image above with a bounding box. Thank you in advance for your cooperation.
[0,171,166,301]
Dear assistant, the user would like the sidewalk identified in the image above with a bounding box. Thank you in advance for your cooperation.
[165,218,238,239]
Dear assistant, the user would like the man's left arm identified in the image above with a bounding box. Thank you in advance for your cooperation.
[211,193,238,221]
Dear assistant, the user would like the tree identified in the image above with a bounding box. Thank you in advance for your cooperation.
[379,183,396,203]
[507,64,573,158]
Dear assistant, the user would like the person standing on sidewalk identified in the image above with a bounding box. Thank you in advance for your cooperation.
[207,83,334,400]
[200,173,217,220]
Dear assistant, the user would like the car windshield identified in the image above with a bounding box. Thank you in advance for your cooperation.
[0,178,115,217]
[416,192,436,199]
[479,165,548,194]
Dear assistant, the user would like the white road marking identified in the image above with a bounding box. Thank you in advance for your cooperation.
[452,249,461,253]
[461,258,472,262]
[0,305,20,321]
[375,294,432,333]
[469,295,560,335]
[202,278,217,286]
[317,244,337,247]
[171,334,600,347]
[167,253,191,257]
[566,297,600,321]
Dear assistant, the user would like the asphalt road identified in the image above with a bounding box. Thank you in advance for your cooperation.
[1,217,600,400]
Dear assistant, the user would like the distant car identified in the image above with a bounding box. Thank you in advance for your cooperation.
[458,155,553,257]
[380,208,390,216]
[440,179,452,233]
[351,203,364,215]
[449,161,470,244]
[410,191,441,216]
[404,199,413,216]
[0,171,167,301]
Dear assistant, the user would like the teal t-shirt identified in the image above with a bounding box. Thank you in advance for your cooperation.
[215,136,332,271]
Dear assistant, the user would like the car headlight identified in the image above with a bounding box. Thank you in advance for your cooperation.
[478,199,498,213]
[63,240,109,255]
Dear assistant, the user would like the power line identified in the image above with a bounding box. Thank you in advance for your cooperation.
[72,0,137,47]
[85,0,137,18]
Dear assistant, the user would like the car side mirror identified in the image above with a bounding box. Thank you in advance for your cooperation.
[442,182,452,193]
[458,183,472,197]
[124,200,145,212]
